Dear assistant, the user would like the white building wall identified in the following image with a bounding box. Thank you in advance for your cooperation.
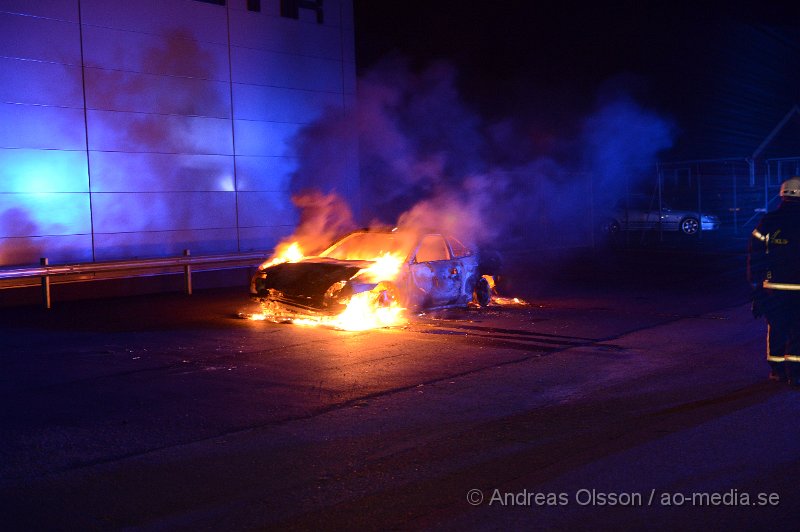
[0,0,357,265]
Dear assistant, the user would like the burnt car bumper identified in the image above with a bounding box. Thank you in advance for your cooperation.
[250,260,369,314]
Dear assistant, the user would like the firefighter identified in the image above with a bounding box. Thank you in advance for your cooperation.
[748,176,800,384]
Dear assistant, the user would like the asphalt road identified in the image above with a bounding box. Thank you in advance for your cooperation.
[2,243,799,530]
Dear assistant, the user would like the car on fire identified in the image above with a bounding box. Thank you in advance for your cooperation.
[249,229,492,317]
[601,195,720,236]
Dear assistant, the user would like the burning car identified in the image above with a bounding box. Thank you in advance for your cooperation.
[249,229,492,329]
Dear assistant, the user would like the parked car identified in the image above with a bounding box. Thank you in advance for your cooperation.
[250,229,492,316]
[601,195,720,236]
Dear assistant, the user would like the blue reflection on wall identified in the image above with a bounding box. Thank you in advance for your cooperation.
[0,1,355,266]
[0,150,89,194]
[0,147,92,263]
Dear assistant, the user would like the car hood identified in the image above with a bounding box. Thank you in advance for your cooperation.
[254,258,370,303]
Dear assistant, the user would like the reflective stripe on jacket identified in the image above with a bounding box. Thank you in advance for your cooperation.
[748,201,800,287]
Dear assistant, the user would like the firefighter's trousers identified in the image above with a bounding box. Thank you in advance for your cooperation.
[765,290,800,379]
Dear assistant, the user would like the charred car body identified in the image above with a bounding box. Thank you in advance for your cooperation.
[250,229,492,316]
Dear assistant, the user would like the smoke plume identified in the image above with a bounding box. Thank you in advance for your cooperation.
[273,190,356,258]
[284,56,675,255]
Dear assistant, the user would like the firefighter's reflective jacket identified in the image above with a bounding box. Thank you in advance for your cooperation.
[748,201,800,290]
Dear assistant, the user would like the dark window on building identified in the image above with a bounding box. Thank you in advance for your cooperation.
[280,0,324,24]
[195,0,226,5]
[247,0,261,12]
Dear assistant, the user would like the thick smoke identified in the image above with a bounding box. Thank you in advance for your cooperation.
[283,57,675,256]
[357,58,489,226]
[395,173,501,245]
[272,190,356,258]
[582,93,676,207]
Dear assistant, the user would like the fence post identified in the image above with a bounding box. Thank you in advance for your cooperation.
[40,257,51,309]
[183,249,192,295]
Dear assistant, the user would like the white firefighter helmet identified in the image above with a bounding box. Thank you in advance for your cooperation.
[780,177,800,198]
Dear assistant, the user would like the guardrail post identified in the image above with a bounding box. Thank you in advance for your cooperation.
[40,257,51,309]
[183,249,192,295]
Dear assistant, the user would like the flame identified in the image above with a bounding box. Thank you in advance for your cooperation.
[249,288,406,331]
[329,290,405,331]
[282,242,304,262]
[259,241,304,269]
[481,274,529,307]
[249,248,527,328]
[360,252,404,283]
[490,296,528,306]
[250,244,408,330]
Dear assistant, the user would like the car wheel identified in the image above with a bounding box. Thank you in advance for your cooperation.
[473,276,492,307]
[373,281,398,307]
[680,217,700,236]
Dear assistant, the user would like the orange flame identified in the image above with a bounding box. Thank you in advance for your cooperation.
[328,290,405,330]
[250,244,408,330]
[481,274,529,306]
[259,241,304,269]
[359,252,404,283]
[250,290,406,331]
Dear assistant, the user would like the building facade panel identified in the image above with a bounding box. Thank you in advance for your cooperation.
[232,119,303,157]
[85,68,231,118]
[342,30,355,64]
[0,149,89,193]
[81,25,230,82]
[80,0,227,43]
[0,10,81,64]
[232,83,341,123]
[238,224,294,252]
[237,190,299,229]
[0,192,92,237]
[234,155,297,192]
[86,110,233,155]
[0,234,93,264]
[229,9,342,60]
[339,0,354,29]
[0,104,87,150]
[0,0,79,22]
[231,46,342,92]
[326,0,345,27]
[91,191,237,233]
[89,152,235,193]
[342,59,356,94]
[94,227,238,260]
[0,0,357,266]
[0,58,83,108]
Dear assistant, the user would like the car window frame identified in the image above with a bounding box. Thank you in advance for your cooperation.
[412,234,452,263]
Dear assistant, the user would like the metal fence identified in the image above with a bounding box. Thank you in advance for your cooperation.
[0,250,268,308]
[637,156,800,237]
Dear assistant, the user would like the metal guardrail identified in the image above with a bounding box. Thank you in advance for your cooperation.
[0,249,269,308]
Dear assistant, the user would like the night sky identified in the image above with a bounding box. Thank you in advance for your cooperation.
[353,1,800,159]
